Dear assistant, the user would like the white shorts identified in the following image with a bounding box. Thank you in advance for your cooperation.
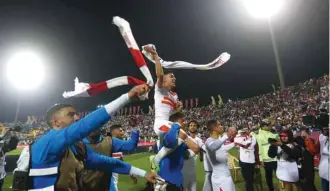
[153,119,173,136]
[211,175,235,191]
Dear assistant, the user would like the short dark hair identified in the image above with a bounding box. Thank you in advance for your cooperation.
[207,120,218,132]
[110,124,122,132]
[169,112,184,122]
[163,69,174,75]
[46,104,73,127]
[188,120,199,128]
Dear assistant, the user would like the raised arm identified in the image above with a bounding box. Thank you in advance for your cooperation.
[112,130,140,152]
[49,85,149,154]
[280,144,302,159]
[143,46,164,88]
[86,146,131,174]
[205,136,228,152]
[185,137,200,154]
[234,136,255,149]
[85,147,158,183]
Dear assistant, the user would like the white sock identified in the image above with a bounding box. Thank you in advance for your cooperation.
[153,138,185,164]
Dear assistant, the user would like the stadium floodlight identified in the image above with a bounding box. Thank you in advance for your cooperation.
[243,0,284,18]
[6,52,45,91]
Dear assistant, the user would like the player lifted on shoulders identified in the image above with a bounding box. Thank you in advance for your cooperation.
[143,46,189,168]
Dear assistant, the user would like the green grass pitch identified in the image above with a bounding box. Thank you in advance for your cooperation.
[3,148,321,191]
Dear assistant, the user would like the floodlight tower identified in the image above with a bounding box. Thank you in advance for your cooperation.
[6,52,45,122]
[243,0,285,89]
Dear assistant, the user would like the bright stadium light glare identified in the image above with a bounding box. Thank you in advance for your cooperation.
[6,52,45,91]
[243,0,284,18]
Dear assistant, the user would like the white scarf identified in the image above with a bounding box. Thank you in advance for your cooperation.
[142,44,230,70]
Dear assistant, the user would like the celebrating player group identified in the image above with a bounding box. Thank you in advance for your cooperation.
[60,16,233,191]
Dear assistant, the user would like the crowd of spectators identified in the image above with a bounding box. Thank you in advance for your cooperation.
[1,75,328,143]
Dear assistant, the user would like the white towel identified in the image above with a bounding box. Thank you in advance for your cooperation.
[142,44,230,70]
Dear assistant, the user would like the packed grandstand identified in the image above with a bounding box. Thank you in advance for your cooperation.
[3,75,328,149]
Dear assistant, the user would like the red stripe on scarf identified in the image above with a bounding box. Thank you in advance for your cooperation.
[128,48,147,68]
[127,76,146,85]
[87,81,108,96]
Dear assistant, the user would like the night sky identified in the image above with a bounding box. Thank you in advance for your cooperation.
[0,0,328,121]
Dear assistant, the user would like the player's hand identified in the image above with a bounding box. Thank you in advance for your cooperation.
[128,84,150,100]
[130,175,138,184]
[176,101,183,111]
[144,172,159,184]
[143,45,158,59]
[259,161,264,167]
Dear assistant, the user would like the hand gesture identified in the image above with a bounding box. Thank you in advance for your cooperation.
[144,172,160,184]
[128,84,150,101]
[176,101,183,111]
[143,45,158,60]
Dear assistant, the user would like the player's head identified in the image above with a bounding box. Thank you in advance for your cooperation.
[46,104,79,129]
[207,119,223,135]
[110,124,124,139]
[169,112,186,128]
[162,69,176,90]
[188,120,199,134]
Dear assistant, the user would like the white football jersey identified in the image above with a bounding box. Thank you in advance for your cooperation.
[182,136,203,174]
[234,135,256,163]
[202,144,213,172]
[154,85,178,122]
[205,136,235,177]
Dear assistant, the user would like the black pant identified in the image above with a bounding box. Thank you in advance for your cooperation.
[166,183,182,191]
[142,182,182,191]
[0,178,3,191]
[240,161,255,191]
[303,169,317,191]
[264,161,277,191]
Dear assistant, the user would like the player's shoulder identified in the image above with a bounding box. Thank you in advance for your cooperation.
[155,85,169,94]
[205,137,214,145]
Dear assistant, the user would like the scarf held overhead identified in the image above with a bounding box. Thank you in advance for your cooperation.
[142,44,231,70]
[63,16,154,99]
[113,16,154,87]
[62,76,146,99]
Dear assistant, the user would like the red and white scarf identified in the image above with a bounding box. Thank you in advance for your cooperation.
[142,44,230,70]
[62,76,146,98]
[113,16,154,87]
[63,17,154,99]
